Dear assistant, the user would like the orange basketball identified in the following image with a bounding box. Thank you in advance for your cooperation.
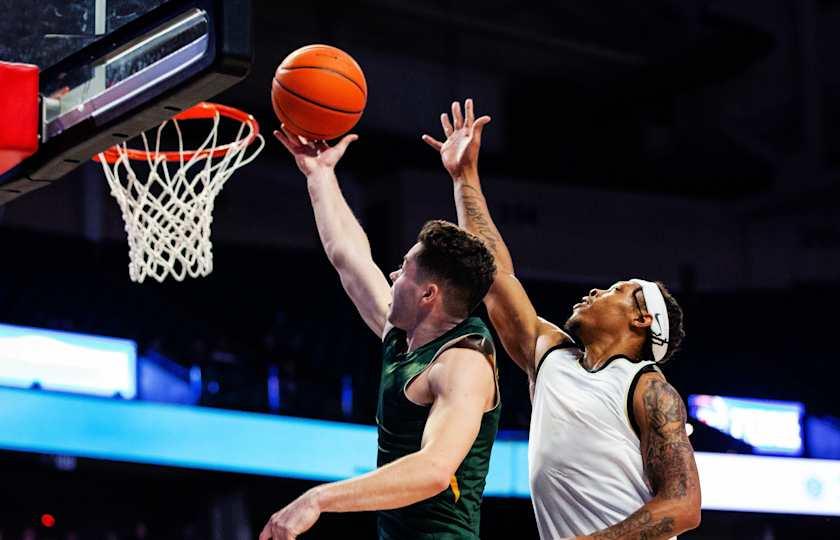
[271,44,367,140]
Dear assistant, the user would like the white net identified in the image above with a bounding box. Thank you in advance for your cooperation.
[98,109,265,283]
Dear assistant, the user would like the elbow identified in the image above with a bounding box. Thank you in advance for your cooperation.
[324,243,347,268]
[678,500,701,532]
[429,468,453,495]
[686,506,702,531]
[423,459,455,496]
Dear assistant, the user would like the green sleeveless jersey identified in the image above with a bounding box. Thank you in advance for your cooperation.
[376,317,501,540]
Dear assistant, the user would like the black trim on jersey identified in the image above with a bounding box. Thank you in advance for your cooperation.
[534,341,579,380]
[627,364,660,438]
[581,354,641,373]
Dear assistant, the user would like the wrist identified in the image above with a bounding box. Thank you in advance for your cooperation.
[305,168,335,182]
[309,484,330,513]
[451,166,480,185]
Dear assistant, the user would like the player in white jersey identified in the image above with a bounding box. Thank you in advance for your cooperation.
[423,99,701,539]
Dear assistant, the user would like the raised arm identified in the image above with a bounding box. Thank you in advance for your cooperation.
[275,128,392,338]
[583,373,701,540]
[422,99,568,378]
[259,347,496,540]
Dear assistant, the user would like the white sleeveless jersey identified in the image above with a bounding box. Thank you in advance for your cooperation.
[528,345,661,539]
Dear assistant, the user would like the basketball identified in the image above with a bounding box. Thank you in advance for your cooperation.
[271,44,367,140]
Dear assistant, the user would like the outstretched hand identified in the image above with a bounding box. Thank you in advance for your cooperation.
[258,490,322,540]
[422,98,491,179]
[274,126,357,177]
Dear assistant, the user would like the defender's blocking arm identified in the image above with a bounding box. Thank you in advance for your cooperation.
[275,128,392,338]
[423,99,568,378]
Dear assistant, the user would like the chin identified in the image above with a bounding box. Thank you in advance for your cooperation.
[386,309,403,330]
[563,313,581,339]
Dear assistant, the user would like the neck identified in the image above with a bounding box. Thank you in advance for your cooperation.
[579,330,643,371]
[405,311,464,353]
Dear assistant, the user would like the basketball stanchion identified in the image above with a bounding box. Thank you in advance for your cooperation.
[95,102,265,283]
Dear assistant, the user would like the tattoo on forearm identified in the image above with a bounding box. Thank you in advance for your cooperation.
[639,517,675,540]
[590,508,675,540]
[643,380,697,500]
[460,185,499,254]
[590,381,696,540]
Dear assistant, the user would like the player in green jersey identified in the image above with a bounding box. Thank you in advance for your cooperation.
[260,127,501,540]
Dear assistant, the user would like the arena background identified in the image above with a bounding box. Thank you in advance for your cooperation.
[1,0,839,538]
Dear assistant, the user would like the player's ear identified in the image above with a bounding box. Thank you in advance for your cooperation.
[631,313,652,330]
[421,283,439,304]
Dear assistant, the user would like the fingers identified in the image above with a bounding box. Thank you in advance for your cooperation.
[334,133,358,154]
[273,130,294,153]
[421,134,443,151]
[451,101,463,130]
[472,115,492,137]
[282,125,314,149]
[275,128,315,157]
[278,124,308,151]
[272,525,294,540]
[259,523,272,540]
[280,125,298,144]
[440,113,453,137]
[465,98,475,127]
[273,129,304,156]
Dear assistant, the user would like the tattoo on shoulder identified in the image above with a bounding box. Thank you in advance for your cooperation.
[590,381,697,540]
[590,508,675,540]
[642,379,696,500]
[460,185,500,254]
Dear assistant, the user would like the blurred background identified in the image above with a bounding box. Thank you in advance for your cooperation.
[1,0,839,538]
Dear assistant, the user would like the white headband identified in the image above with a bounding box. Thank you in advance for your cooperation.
[630,279,670,362]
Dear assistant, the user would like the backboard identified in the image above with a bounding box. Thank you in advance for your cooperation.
[0,0,254,205]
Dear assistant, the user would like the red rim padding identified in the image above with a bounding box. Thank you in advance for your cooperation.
[0,62,39,176]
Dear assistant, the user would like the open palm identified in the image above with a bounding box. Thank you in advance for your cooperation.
[274,126,357,177]
[423,99,491,178]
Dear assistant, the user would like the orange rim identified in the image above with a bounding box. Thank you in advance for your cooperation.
[93,102,260,163]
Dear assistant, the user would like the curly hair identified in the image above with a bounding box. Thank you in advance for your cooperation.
[639,281,685,364]
[415,220,496,317]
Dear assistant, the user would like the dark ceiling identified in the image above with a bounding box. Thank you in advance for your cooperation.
[214,0,813,200]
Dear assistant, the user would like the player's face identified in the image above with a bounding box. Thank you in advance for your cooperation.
[565,280,642,336]
[387,243,426,329]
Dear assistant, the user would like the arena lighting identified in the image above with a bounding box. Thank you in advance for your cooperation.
[41,514,55,528]
[0,386,837,515]
[0,323,137,399]
[689,394,804,455]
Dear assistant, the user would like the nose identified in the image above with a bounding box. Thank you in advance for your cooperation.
[589,288,599,297]
[389,270,398,282]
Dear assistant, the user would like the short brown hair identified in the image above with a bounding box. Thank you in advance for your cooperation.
[416,220,496,317]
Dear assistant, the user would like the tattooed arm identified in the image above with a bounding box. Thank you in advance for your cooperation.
[422,99,570,379]
[581,373,701,540]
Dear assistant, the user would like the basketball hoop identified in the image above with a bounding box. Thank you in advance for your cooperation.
[96,102,265,283]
